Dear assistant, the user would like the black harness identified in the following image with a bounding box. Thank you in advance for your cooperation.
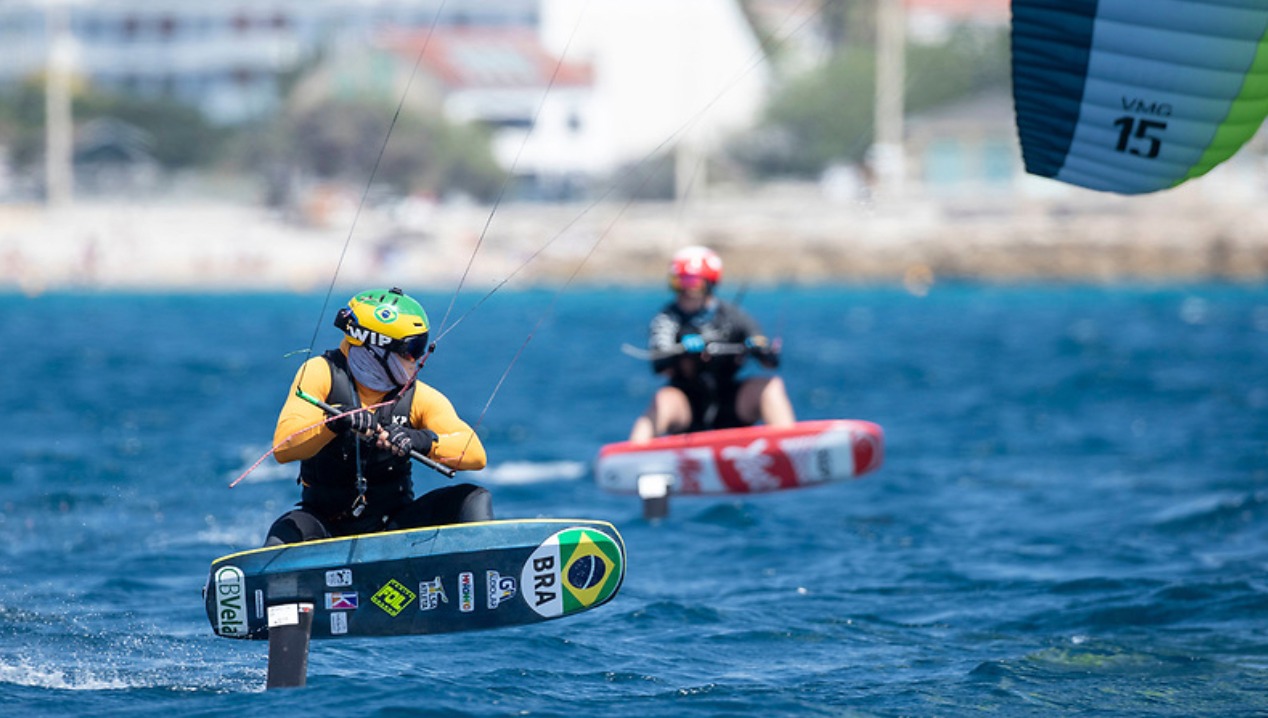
[297,350,417,525]
[655,301,751,432]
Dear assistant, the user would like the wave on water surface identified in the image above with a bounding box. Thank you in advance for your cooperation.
[3,286,1267,715]
[480,460,587,485]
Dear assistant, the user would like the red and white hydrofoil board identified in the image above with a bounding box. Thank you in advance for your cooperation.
[594,420,883,496]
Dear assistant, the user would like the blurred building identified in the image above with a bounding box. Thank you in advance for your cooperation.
[290,0,771,198]
[0,0,769,198]
[0,0,539,125]
[290,26,597,200]
[540,0,770,178]
[904,89,1021,199]
[906,0,1008,42]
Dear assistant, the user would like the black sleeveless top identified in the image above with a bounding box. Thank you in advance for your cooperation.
[297,350,417,520]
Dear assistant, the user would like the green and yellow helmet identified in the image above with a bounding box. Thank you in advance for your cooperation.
[334,287,431,359]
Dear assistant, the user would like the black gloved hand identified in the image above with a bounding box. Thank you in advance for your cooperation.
[330,407,376,435]
[384,423,439,457]
[745,336,780,368]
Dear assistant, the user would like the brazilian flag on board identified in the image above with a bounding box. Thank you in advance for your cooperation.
[522,527,624,618]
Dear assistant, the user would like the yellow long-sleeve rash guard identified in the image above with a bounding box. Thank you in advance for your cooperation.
[272,350,487,472]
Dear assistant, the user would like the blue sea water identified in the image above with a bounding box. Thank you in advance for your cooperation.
[2,284,1267,716]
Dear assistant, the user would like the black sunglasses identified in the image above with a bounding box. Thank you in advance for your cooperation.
[335,308,431,360]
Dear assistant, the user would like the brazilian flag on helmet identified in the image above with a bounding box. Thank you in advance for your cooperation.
[335,287,431,359]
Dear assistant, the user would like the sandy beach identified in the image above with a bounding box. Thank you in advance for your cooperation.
[3,181,1266,294]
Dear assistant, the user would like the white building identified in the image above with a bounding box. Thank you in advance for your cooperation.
[0,0,539,124]
[539,0,771,172]
[1,0,772,196]
[292,26,597,197]
[294,1,772,196]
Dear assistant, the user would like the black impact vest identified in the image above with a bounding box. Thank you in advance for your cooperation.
[297,350,417,519]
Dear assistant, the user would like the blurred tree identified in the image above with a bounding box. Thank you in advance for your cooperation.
[821,0,875,49]
[730,27,1009,178]
[740,0,874,66]
[78,93,225,168]
[731,45,874,178]
[0,79,225,170]
[0,81,46,169]
[225,98,505,203]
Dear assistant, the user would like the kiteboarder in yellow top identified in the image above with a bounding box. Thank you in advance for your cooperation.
[265,287,490,546]
[628,246,796,443]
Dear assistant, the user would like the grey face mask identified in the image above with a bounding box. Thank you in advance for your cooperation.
[347,344,416,392]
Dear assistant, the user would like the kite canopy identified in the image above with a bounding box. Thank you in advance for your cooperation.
[1011,0,1268,194]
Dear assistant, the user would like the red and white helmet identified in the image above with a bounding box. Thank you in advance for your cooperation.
[669,245,723,291]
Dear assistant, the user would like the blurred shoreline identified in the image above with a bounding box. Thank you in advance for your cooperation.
[2,184,1266,295]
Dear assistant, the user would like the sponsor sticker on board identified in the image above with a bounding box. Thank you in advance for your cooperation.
[419,576,447,611]
[214,566,247,637]
[459,572,475,613]
[331,611,348,635]
[325,592,358,610]
[326,569,353,587]
[267,603,300,628]
[487,570,517,609]
[371,579,416,617]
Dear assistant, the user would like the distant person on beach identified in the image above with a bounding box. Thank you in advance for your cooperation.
[264,287,490,546]
[628,246,796,443]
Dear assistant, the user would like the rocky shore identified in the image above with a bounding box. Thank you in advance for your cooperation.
[2,182,1266,294]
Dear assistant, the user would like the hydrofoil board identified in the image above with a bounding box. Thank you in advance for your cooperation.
[595,419,883,496]
[205,519,625,640]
